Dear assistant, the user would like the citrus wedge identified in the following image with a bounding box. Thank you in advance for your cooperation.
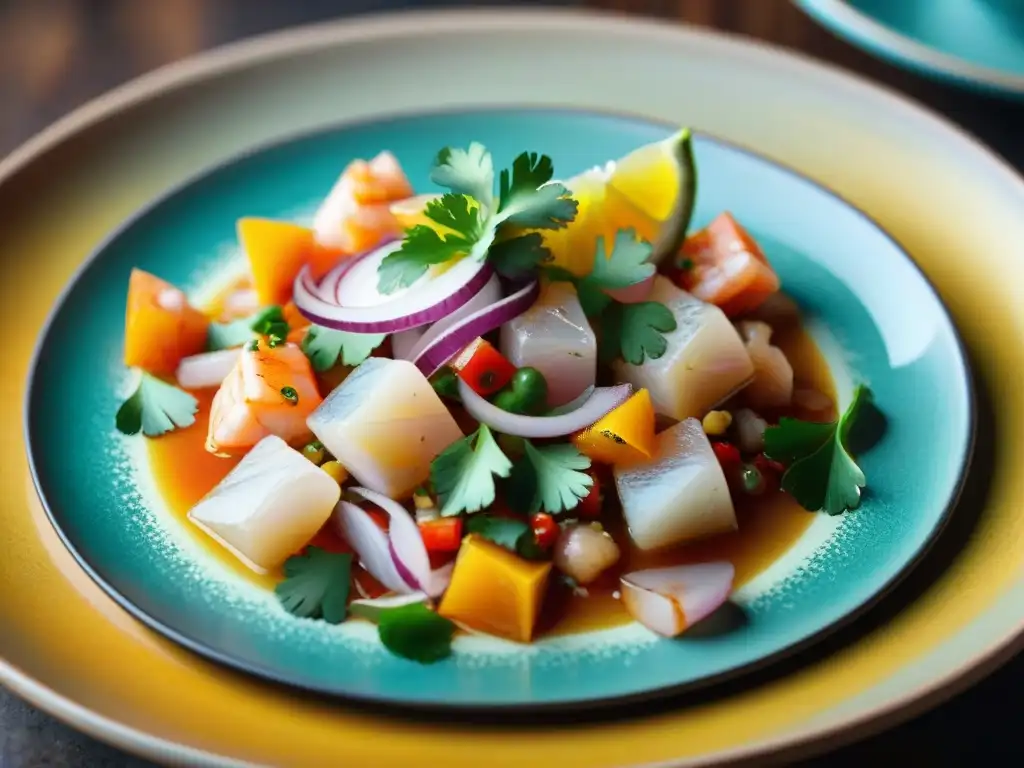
[542,129,696,276]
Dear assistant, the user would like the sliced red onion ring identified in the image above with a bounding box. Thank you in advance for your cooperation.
[399,274,502,363]
[412,280,540,378]
[333,501,410,594]
[457,380,632,438]
[293,241,494,334]
[390,327,427,361]
[620,562,735,637]
[349,487,452,598]
[175,349,240,390]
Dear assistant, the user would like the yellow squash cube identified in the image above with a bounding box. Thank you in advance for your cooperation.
[438,535,552,643]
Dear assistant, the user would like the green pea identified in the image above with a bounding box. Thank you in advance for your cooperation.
[494,367,548,415]
[430,367,461,402]
[741,464,764,495]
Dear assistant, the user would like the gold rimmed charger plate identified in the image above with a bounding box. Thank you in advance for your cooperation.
[1,9,1022,767]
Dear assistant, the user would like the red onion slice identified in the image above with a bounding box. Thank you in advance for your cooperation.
[293,242,494,334]
[457,380,633,438]
[175,349,240,390]
[411,280,540,378]
[399,274,503,362]
[333,501,410,594]
[620,562,735,637]
[349,487,451,598]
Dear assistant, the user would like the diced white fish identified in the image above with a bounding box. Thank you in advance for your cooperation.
[613,277,753,420]
[614,417,737,551]
[307,358,463,498]
[500,281,597,407]
[188,435,341,573]
[737,320,793,409]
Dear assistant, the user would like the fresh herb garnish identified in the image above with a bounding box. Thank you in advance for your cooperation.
[465,515,549,561]
[598,301,677,365]
[377,144,577,293]
[274,547,352,624]
[507,441,593,515]
[250,305,290,339]
[376,602,456,664]
[763,385,878,516]
[280,386,299,405]
[545,229,676,365]
[431,424,512,516]
[301,324,386,372]
[115,372,199,437]
[206,317,255,351]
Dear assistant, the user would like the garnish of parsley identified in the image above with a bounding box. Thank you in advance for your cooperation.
[376,144,578,293]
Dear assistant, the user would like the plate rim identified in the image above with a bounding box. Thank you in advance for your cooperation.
[20,105,977,713]
[794,0,1024,95]
[1,7,1019,767]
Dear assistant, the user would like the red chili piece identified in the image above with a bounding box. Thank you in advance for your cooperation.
[450,338,517,396]
[530,513,560,550]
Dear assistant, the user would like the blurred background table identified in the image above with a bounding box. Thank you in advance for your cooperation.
[1,1,1021,765]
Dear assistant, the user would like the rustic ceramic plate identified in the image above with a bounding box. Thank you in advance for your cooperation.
[2,9,1022,767]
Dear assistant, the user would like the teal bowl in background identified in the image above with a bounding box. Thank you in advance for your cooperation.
[795,0,1024,96]
[24,108,974,711]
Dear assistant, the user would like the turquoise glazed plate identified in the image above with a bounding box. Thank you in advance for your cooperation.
[795,0,1024,96]
[25,108,973,711]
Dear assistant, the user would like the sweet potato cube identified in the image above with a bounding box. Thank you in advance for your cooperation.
[438,535,552,642]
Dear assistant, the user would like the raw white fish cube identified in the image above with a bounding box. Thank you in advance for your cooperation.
[500,281,597,407]
[188,435,341,572]
[307,358,463,498]
[614,418,736,550]
[614,277,753,420]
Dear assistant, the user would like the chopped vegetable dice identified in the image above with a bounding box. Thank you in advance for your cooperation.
[307,358,463,498]
[418,517,463,553]
[613,277,753,421]
[438,535,552,642]
[572,388,655,465]
[499,281,597,407]
[123,269,209,375]
[237,218,340,306]
[614,418,737,550]
[188,436,341,572]
[450,338,517,396]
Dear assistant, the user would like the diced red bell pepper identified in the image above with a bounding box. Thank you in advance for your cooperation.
[418,517,464,553]
[530,513,560,549]
[576,472,603,518]
[450,338,517,396]
[711,441,742,469]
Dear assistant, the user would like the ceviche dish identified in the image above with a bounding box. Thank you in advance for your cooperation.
[114,130,882,664]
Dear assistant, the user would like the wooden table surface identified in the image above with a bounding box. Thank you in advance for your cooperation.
[1,1,1021,765]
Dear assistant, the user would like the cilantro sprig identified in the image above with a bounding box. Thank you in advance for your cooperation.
[206,304,290,351]
[377,144,578,294]
[301,324,386,371]
[275,547,352,624]
[116,372,199,437]
[763,385,880,516]
[431,424,512,516]
[465,515,548,561]
[507,441,594,515]
[376,602,457,664]
[546,229,677,366]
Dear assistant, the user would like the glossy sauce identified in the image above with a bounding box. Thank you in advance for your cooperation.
[148,293,836,636]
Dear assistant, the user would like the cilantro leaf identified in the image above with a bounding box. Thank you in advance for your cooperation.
[301,324,386,372]
[488,232,549,279]
[432,143,494,213]
[377,224,475,293]
[431,424,513,516]
[496,152,577,229]
[763,385,875,516]
[589,230,655,290]
[206,317,255,351]
[616,301,677,365]
[507,441,593,514]
[465,515,549,561]
[423,193,481,238]
[377,602,456,664]
[274,547,352,624]
[249,305,289,339]
[116,373,198,437]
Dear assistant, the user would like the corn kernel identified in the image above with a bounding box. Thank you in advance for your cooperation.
[413,493,435,510]
[702,410,733,436]
[320,460,347,485]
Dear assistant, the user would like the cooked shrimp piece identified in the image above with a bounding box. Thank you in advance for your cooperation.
[313,151,414,253]
[206,342,322,455]
[678,212,780,318]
